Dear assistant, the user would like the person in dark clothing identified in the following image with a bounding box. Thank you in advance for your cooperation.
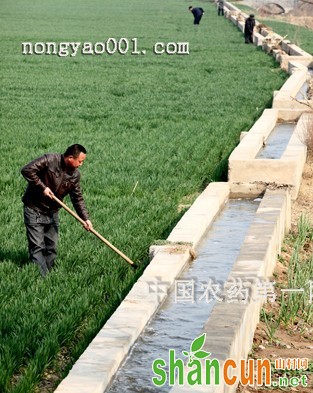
[188,6,204,25]
[244,14,255,44]
[21,144,92,276]
[217,0,224,16]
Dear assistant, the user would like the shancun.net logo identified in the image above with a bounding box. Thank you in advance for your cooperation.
[152,333,218,387]
[151,333,309,388]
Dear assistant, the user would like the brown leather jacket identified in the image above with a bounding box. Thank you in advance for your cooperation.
[21,153,89,220]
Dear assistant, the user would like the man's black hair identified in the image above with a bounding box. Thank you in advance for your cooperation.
[64,144,87,158]
[189,6,193,10]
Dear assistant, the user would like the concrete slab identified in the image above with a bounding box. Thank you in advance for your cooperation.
[229,111,307,200]
[169,190,290,393]
[167,183,229,247]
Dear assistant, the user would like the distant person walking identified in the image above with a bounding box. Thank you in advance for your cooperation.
[188,6,205,25]
[244,14,255,44]
[217,0,224,16]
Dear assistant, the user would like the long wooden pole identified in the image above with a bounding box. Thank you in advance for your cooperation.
[52,195,136,267]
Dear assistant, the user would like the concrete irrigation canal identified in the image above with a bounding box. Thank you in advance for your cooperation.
[256,123,295,159]
[55,2,313,393]
[106,200,260,393]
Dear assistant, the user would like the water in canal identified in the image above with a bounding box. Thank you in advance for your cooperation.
[256,123,295,159]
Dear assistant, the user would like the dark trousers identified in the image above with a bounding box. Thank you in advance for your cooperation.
[218,8,224,16]
[24,205,59,276]
[245,32,253,43]
[194,15,202,25]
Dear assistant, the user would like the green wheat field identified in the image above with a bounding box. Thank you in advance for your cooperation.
[1,0,311,391]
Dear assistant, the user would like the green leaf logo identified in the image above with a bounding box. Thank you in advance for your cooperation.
[193,350,210,359]
[182,333,211,364]
[191,333,206,353]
